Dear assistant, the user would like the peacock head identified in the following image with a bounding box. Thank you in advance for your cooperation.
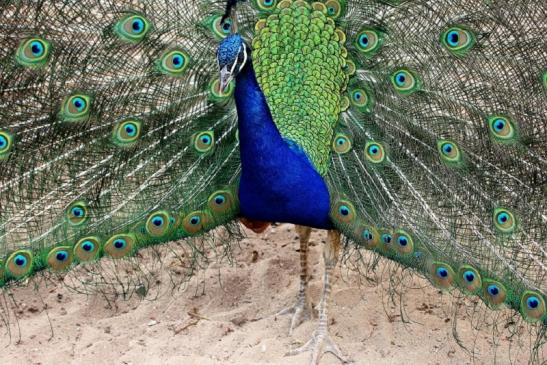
[217,34,249,91]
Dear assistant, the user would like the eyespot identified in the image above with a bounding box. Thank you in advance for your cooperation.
[192,131,215,154]
[332,133,352,154]
[349,87,374,112]
[325,0,343,18]
[437,140,463,165]
[482,279,507,308]
[157,49,190,76]
[66,201,89,226]
[15,38,51,67]
[441,26,475,56]
[114,14,151,43]
[457,265,482,294]
[344,60,356,76]
[0,130,14,159]
[113,119,142,147]
[358,226,380,249]
[493,208,516,234]
[430,262,455,290]
[59,94,92,122]
[209,78,234,101]
[145,210,173,237]
[208,189,238,216]
[393,230,414,255]
[520,291,546,323]
[364,141,386,164]
[6,250,33,278]
[381,233,392,244]
[487,116,516,142]
[391,69,420,95]
[331,199,356,225]
[74,236,100,261]
[181,211,209,235]
[354,28,383,57]
[253,0,277,11]
[211,15,233,39]
[47,246,73,271]
[104,234,135,259]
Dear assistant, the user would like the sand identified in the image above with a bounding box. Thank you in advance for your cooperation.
[0,224,543,365]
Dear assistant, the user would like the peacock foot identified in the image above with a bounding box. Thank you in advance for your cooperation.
[276,296,314,334]
[285,326,351,365]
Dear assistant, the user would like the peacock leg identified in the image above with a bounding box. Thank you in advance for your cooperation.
[286,229,349,364]
[277,225,314,334]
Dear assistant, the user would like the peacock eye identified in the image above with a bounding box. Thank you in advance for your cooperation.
[437,140,462,165]
[255,0,277,11]
[457,265,482,294]
[66,201,89,226]
[144,211,173,237]
[6,250,33,277]
[209,78,235,101]
[519,291,545,323]
[46,247,73,271]
[332,133,351,154]
[192,131,215,154]
[441,26,475,55]
[60,94,92,122]
[113,119,142,147]
[331,199,356,225]
[391,69,420,95]
[338,205,350,216]
[355,29,383,57]
[208,189,237,215]
[381,233,392,244]
[429,262,455,289]
[487,116,516,142]
[214,195,226,205]
[464,271,475,282]
[482,279,507,307]
[15,254,27,267]
[493,208,516,233]
[347,86,374,112]
[0,131,14,158]
[74,236,101,261]
[437,267,448,278]
[157,49,190,76]
[324,0,342,18]
[212,16,233,39]
[15,38,51,67]
[364,141,386,163]
[115,14,151,43]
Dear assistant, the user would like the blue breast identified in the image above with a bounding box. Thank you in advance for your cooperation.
[234,61,332,230]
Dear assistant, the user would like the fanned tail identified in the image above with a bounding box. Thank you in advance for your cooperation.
[324,0,546,327]
[0,0,252,291]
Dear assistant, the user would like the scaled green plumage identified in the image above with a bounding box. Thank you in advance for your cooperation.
[252,0,348,175]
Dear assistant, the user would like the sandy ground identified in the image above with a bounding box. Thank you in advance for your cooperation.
[0,224,544,365]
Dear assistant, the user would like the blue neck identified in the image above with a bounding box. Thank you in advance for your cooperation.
[234,61,332,229]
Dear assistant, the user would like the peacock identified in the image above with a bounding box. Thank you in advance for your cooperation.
[0,0,545,363]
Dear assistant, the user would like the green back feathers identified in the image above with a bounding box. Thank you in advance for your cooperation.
[252,0,348,175]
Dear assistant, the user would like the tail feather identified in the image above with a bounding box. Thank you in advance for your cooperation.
[328,0,546,323]
[0,0,242,287]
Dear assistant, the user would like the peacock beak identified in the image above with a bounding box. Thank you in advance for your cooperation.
[219,65,233,92]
